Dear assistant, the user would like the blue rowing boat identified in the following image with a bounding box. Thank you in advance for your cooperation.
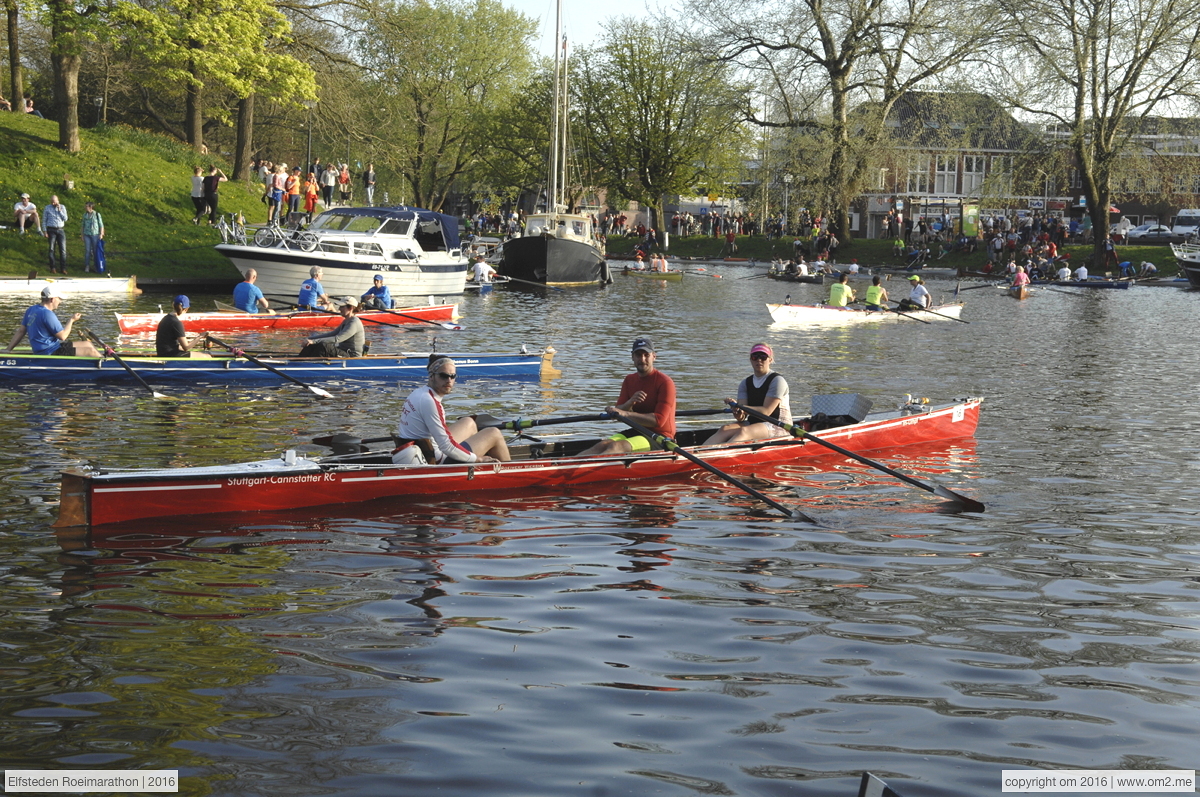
[0,347,555,384]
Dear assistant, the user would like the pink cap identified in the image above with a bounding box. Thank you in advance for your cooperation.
[750,344,772,358]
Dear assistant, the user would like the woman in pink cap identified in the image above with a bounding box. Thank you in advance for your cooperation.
[704,343,792,444]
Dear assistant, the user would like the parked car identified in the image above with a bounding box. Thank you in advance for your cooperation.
[1125,224,1177,243]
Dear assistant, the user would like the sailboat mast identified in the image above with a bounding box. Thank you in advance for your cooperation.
[559,37,569,211]
[547,0,563,215]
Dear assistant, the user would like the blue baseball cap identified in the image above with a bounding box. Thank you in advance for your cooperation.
[373,273,384,281]
[174,294,190,308]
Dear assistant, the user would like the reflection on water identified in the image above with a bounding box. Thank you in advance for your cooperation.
[1,276,1199,795]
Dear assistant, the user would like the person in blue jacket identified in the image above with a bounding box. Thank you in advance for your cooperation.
[297,266,332,311]
[232,269,273,314]
[360,273,393,310]
[5,286,99,356]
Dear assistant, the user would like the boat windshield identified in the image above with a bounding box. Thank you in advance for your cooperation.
[379,219,412,236]
[525,215,550,236]
[523,214,590,239]
[308,212,383,233]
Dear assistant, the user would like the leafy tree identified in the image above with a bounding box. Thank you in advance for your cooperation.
[988,0,1200,265]
[344,0,537,211]
[690,0,997,241]
[573,18,748,234]
[112,0,316,152]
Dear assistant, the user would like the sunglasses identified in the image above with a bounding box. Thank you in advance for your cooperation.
[435,372,458,381]
[750,352,770,360]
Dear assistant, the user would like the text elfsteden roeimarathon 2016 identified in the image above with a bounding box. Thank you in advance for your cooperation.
[5,769,178,792]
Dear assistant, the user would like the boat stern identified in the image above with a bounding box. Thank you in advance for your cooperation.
[54,468,92,527]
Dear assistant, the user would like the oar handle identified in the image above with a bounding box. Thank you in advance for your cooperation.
[206,334,333,398]
[79,326,169,399]
[728,400,983,512]
[618,416,812,521]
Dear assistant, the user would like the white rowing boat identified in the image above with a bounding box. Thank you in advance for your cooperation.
[0,275,140,295]
[767,302,964,326]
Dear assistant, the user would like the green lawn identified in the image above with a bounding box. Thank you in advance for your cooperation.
[0,113,259,279]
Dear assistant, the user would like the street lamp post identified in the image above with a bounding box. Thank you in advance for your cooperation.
[783,174,793,235]
[93,96,103,127]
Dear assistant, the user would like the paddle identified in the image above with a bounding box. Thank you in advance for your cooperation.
[80,327,170,400]
[616,416,818,522]
[729,401,985,512]
[957,282,1002,291]
[205,334,334,398]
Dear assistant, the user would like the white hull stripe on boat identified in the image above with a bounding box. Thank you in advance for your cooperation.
[94,484,224,494]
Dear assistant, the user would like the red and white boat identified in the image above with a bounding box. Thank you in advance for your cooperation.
[114,303,457,334]
[57,398,982,527]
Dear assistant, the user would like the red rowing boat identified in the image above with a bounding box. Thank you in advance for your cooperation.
[57,398,982,527]
[114,303,458,334]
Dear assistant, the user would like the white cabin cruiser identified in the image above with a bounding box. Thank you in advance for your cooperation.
[215,206,469,300]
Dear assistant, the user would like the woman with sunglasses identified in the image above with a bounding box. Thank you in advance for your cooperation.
[703,343,792,445]
[391,357,511,465]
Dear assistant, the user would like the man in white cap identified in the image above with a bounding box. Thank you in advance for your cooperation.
[13,193,39,235]
[5,286,100,356]
[299,297,364,357]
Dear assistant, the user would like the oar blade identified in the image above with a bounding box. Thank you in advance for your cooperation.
[932,484,985,513]
[308,385,335,399]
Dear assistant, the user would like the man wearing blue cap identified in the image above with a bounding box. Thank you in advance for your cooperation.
[156,295,192,356]
[360,273,392,310]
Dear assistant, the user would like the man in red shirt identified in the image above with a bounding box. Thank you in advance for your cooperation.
[577,337,677,456]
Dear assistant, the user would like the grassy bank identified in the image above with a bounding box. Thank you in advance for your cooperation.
[0,113,258,279]
[606,226,1180,275]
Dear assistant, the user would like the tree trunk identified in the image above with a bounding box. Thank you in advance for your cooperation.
[184,57,203,150]
[5,0,21,112]
[51,51,80,152]
[233,94,254,180]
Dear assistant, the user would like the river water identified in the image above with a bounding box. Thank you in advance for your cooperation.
[1,267,1197,796]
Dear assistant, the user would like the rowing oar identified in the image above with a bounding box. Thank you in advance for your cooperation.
[957,282,1003,291]
[892,301,969,324]
[1038,286,1089,299]
[81,327,170,400]
[474,407,729,431]
[309,409,731,447]
[498,275,565,292]
[262,294,464,330]
[884,303,933,324]
[729,401,985,513]
[312,307,423,332]
[205,334,334,398]
[616,415,818,522]
[376,309,464,331]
